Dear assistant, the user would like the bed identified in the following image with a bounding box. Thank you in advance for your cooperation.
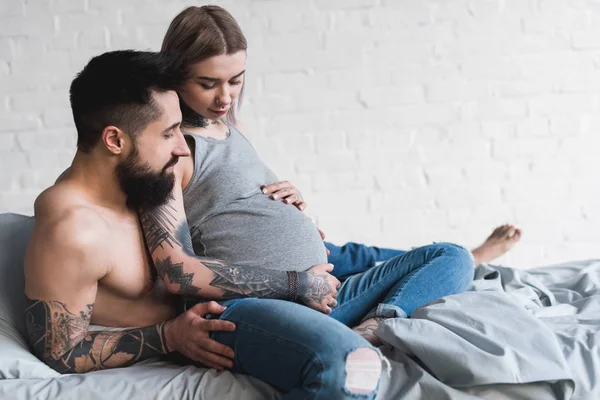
[1,212,598,399]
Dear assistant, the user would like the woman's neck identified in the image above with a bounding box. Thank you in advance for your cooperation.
[179,100,230,139]
[183,122,230,140]
[180,100,211,128]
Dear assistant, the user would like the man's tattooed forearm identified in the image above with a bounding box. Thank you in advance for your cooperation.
[25,297,169,374]
[25,300,92,359]
[202,259,292,299]
[154,256,202,296]
[141,205,307,301]
[139,204,181,253]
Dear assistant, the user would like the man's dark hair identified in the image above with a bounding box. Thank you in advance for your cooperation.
[70,50,188,153]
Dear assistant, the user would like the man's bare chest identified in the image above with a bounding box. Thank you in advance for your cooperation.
[98,218,157,298]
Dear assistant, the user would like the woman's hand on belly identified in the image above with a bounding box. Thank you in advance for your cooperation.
[260,181,330,256]
[261,180,306,211]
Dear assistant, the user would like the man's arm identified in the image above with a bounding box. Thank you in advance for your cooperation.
[139,179,339,312]
[24,210,169,373]
[139,187,300,300]
[25,296,169,373]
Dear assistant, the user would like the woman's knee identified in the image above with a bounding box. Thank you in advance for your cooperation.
[440,243,474,265]
[435,242,475,289]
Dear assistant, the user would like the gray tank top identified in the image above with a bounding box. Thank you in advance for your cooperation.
[182,126,327,271]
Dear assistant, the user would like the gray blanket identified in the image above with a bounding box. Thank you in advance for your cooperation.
[1,258,598,399]
[375,260,599,400]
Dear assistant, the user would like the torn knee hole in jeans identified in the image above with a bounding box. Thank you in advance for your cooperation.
[344,347,382,395]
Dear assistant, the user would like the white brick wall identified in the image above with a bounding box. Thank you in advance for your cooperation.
[1,0,599,269]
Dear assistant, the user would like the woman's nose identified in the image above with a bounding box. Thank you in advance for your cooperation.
[216,89,231,108]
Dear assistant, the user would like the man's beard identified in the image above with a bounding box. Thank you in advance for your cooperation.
[116,143,177,211]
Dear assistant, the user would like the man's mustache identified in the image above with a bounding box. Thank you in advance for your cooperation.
[163,157,179,172]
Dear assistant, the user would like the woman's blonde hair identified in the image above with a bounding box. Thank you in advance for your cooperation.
[162,5,247,125]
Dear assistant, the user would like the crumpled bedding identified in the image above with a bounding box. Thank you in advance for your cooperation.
[375,260,600,400]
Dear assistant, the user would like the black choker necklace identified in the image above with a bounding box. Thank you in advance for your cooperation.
[180,100,209,128]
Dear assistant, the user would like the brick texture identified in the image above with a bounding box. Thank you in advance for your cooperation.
[1,0,599,268]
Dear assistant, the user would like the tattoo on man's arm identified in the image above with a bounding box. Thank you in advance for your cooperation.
[154,256,202,296]
[302,274,333,304]
[139,204,181,253]
[141,204,302,300]
[202,259,292,299]
[25,297,169,374]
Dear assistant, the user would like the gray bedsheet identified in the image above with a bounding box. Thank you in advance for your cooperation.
[376,260,599,400]
[2,258,599,399]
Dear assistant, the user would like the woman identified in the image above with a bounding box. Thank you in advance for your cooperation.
[161,6,519,281]
[143,5,518,398]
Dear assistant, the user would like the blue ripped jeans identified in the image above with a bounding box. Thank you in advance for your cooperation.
[181,242,474,399]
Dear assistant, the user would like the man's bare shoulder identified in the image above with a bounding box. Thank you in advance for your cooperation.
[27,183,110,281]
[34,181,90,219]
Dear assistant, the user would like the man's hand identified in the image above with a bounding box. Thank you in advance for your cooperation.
[164,301,236,371]
[261,181,306,211]
[299,264,340,314]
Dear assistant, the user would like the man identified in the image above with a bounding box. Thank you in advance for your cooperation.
[24,50,382,399]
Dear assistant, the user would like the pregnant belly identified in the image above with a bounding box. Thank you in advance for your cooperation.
[196,201,327,271]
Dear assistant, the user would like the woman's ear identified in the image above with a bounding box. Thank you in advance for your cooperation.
[102,126,125,155]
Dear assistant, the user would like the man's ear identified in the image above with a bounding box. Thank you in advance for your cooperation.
[102,126,126,155]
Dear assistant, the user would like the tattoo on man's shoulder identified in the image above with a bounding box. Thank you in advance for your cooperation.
[139,204,181,253]
[154,256,201,296]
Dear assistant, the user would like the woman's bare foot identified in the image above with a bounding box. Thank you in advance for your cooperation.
[471,224,522,265]
[352,317,385,346]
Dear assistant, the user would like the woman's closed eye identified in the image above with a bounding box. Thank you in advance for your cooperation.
[199,79,242,90]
